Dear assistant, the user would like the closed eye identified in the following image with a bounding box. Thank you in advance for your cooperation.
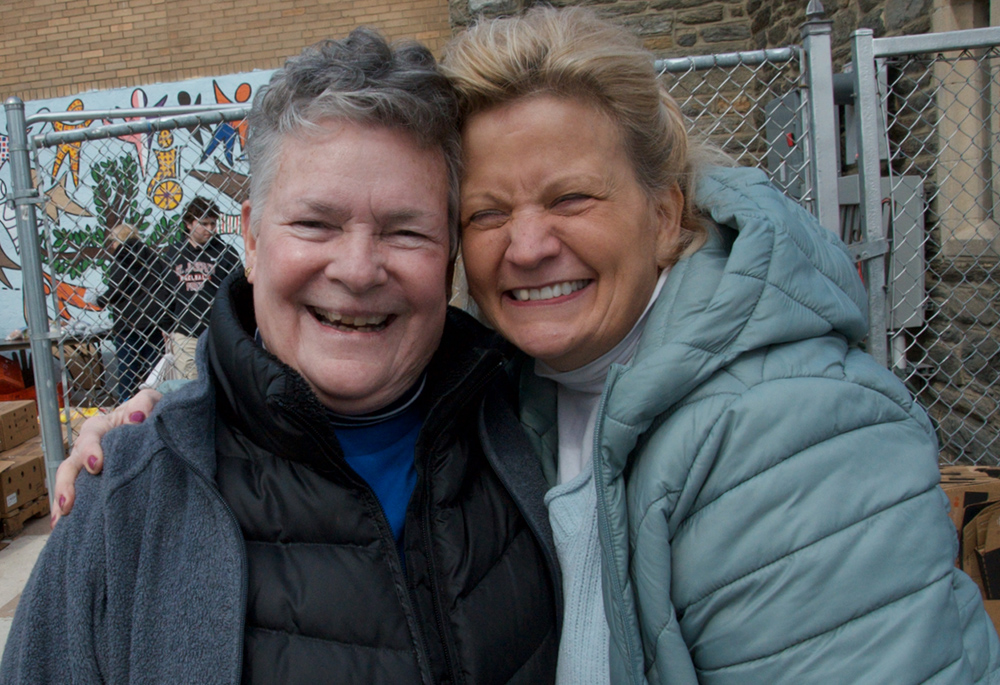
[294,220,332,230]
[464,209,508,229]
[552,194,593,210]
[386,228,432,242]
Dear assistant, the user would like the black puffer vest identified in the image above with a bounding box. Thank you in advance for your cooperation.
[206,276,559,684]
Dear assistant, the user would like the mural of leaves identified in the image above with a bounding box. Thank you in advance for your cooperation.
[91,154,152,233]
[147,214,185,248]
[44,154,171,279]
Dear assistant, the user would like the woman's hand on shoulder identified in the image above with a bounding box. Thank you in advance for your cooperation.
[52,389,163,527]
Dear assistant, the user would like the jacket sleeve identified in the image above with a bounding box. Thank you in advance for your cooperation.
[142,246,176,330]
[100,254,127,310]
[0,476,108,684]
[663,369,1000,684]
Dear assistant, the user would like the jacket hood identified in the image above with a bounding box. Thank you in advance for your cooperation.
[600,166,868,464]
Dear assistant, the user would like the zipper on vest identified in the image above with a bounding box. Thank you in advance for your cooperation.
[156,415,248,685]
[275,401,438,685]
[416,355,505,685]
[416,455,458,685]
[371,479,437,685]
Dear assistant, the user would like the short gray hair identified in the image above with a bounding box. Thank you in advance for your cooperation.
[247,28,461,257]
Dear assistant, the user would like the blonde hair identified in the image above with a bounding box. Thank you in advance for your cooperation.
[442,6,725,263]
[108,223,139,246]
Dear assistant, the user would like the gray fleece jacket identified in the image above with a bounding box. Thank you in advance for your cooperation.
[0,362,246,684]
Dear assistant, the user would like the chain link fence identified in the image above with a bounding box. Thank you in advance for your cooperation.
[657,47,815,207]
[15,107,248,431]
[7,23,1000,484]
[863,36,1000,464]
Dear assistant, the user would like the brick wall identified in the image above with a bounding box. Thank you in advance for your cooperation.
[0,0,452,102]
[4,0,935,104]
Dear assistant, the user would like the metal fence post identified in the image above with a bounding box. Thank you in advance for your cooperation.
[849,30,890,368]
[5,97,67,499]
[800,0,840,233]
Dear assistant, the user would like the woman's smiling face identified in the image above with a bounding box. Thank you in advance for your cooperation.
[460,94,683,371]
[243,120,451,414]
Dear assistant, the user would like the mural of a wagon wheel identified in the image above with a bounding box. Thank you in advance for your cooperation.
[151,179,183,210]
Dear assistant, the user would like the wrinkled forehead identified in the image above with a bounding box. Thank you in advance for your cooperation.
[279,121,449,212]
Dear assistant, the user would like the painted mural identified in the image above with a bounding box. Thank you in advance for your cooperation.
[0,69,273,338]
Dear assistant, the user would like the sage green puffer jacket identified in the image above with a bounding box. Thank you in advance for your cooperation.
[518,166,1000,684]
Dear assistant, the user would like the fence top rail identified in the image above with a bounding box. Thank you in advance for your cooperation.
[869,26,1000,58]
[24,103,246,128]
[32,105,251,149]
[655,46,798,74]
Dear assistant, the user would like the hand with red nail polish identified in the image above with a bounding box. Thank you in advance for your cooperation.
[53,389,163,523]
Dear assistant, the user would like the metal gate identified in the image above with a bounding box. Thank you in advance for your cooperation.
[850,27,1000,463]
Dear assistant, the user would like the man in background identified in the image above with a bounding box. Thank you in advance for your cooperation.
[166,197,241,378]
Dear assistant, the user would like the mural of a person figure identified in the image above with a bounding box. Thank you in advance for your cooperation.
[98,224,173,401]
[166,197,241,379]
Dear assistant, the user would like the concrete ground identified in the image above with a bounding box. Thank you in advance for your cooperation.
[0,516,51,666]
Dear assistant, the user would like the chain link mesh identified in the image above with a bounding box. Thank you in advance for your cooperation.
[19,43,1000,459]
[27,110,248,429]
[880,47,1000,464]
[658,50,813,207]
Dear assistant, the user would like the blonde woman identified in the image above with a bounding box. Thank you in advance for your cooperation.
[441,8,1000,683]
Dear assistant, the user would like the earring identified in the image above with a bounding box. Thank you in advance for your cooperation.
[244,264,253,279]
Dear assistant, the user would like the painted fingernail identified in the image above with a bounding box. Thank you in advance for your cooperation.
[87,456,97,470]
[58,495,66,510]
[129,411,146,423]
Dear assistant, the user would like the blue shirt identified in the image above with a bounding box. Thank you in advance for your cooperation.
[333,402,421,568]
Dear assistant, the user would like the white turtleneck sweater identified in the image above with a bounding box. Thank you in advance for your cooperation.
[535,270,668,685]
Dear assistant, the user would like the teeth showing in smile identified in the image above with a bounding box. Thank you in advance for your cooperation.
[511,280,589,302]
[311,307,390,332]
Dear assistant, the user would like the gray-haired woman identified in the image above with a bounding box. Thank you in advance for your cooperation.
[1,29,558,685]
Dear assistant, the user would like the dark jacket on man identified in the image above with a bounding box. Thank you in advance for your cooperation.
[165,235,241,336]
[98,237,173,333]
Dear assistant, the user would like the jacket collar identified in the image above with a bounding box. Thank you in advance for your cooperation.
[203,273,509,470]
[152,335,220,483]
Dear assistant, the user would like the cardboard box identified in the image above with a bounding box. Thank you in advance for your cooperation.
[962,501,1000,598]
[0,453,46,516]
[940,465,1000,534]
[59,341,104,393]
[0,400,39,451]
[1,494,49,539]
[984,600,1000,636]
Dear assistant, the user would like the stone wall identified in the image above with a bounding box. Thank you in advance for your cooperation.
[448,0,753,58]
[448,0,935,60]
